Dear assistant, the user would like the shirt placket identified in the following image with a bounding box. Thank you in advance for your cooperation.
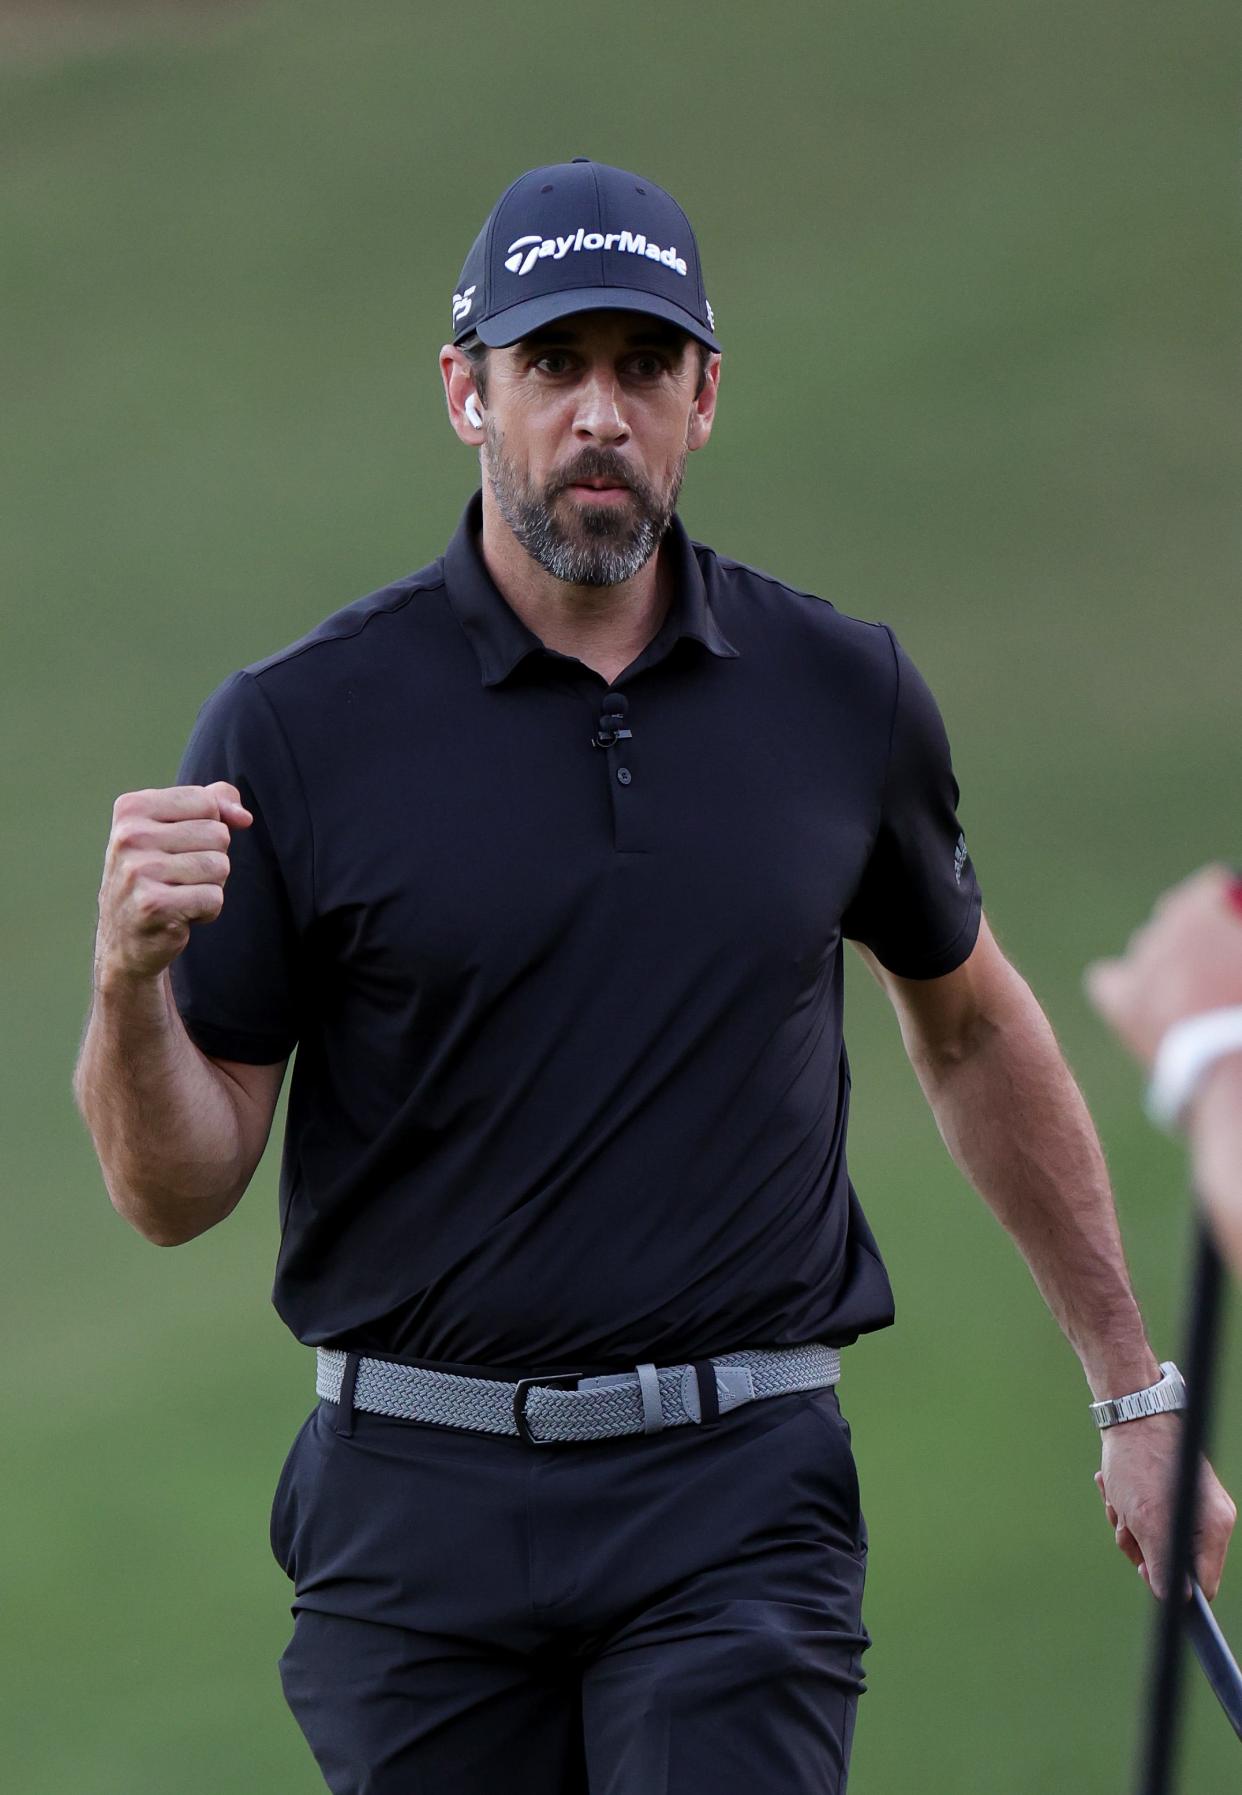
[570,678,644,855]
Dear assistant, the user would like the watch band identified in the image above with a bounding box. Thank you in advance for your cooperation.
[1090,1360,1187,1430]
[1145,1007,1242,1133]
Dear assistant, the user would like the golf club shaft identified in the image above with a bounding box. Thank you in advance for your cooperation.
[1136,1215,1225,1795]
[1185,1581,1242,1740]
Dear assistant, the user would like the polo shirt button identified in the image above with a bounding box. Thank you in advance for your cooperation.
[616,767,632,786]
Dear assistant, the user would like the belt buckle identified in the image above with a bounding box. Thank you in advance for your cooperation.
[512,1373,582,1446]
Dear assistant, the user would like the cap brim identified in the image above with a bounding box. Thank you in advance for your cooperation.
[469,287,720,353]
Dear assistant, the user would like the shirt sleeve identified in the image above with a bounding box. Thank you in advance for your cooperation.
[169,669,312,1063]
[841,628,982,978]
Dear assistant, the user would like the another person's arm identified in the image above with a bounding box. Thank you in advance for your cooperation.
[1086,863,1242,1280]
[73,783,286,1245]
[1193,1056,1242,1273]
[857,918,1236,1600]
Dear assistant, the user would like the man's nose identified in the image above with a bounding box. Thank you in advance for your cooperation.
[572,371,630,445]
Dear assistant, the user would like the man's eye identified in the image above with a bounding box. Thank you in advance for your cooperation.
[628,355,665,378]
[535,353,572,374]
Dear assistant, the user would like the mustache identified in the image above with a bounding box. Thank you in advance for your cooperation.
[549,451,637,497]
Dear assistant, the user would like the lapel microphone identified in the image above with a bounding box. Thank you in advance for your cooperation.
[592,692,632,748]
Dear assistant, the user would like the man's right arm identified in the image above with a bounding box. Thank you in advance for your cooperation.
[73,782,287,1246]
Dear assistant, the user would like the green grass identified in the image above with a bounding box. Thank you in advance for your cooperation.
[2,2,1239,1788]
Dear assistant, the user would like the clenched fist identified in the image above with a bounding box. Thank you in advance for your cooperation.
[94,783,253,984]
[1085,865,1242,1066]
[1086,864,1242,1280]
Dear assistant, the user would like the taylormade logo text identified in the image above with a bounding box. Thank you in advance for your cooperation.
[504,228,688,279]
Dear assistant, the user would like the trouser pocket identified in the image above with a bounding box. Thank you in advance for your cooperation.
[269,1409,317,1580]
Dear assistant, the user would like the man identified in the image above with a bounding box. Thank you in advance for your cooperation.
[74,160,1234,1794]
[1088,865,1242,1279]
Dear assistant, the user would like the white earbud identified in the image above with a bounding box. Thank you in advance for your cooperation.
[464,394,484,430]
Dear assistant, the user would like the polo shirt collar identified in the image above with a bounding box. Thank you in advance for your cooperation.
[443,491,738,688]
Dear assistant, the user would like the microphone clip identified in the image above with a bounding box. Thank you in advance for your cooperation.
[592,722,633,748]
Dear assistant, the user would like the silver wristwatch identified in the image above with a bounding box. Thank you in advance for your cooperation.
[1090,1360,1187,1430]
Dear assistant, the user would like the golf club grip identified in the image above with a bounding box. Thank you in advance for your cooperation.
[1136,1217,1225,1795]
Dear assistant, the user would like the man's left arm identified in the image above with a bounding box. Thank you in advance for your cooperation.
[858,914,1236,1600]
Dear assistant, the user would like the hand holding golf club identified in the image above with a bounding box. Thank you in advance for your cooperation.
[1093,1423,1235,1601]
[94,783,253,985]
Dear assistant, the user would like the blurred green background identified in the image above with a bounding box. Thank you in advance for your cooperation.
[2,1,1238,1789]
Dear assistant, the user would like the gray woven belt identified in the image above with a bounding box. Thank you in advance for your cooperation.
[315,1342,841,1446]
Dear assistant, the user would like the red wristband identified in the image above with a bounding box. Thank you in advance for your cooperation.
[1228,875,1242,919]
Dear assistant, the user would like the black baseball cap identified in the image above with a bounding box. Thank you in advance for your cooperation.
[450,158,720,353]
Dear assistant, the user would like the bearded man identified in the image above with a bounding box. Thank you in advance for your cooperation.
[75,159,1234,1795]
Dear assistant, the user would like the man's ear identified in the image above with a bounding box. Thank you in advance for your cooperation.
[440,345,486,445]
[687,353,722,452]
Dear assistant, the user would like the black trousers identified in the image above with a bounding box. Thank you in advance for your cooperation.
[271,1375,870,1795]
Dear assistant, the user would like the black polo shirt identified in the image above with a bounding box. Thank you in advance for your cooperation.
[171,493,982,1373]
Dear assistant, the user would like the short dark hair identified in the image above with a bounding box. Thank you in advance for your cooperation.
[459,332,492,402]
[458,331,713,404]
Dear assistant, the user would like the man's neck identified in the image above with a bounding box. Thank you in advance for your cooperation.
[479,483,671,687]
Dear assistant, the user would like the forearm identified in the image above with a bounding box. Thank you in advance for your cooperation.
[74,967,251,1245]
[910,969,1158,1398]
[1191,1053,1242,1280]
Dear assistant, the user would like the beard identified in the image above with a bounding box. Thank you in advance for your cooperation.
[484,427,685,587]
